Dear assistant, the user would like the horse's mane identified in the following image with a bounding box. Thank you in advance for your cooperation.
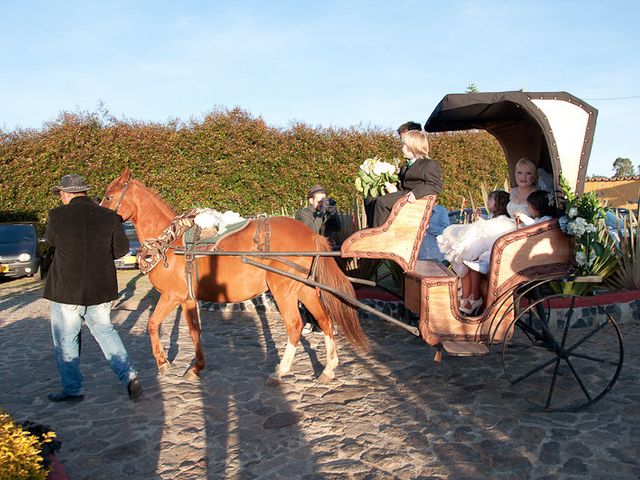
[132,178,177,219]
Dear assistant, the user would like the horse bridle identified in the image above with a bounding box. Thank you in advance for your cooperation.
[111,178,131,215]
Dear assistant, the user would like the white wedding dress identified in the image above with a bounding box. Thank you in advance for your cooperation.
[437,212,517,276]
[506,201,530,218]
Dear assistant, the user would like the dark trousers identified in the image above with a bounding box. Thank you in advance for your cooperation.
[371,191,406,228]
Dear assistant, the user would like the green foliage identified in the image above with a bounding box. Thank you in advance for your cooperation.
[0,108,508,222]
[612,157,634,177]
[552,175,618,295]
[551,218,619,295]
[610,211,640,290]
[558,175,609,274]
[0,411,56,480]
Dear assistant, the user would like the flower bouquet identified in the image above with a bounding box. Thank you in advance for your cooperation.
[354,157,400,198]
[552,175,621,296]
[558,175,608,273]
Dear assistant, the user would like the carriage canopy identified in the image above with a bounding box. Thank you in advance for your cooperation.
[424,91,597,194]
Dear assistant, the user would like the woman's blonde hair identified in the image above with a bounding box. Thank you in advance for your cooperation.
[402,130,430,158]
[515,157,538,183]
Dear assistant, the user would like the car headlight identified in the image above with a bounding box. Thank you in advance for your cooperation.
[18,253,32,262]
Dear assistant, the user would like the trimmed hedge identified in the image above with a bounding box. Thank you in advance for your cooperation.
[0,108,508,222]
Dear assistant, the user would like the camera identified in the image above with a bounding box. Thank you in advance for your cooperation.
[323,197,336,208]
[318,197,337,215]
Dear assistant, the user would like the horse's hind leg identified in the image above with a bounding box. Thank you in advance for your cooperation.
[148,293,179,374]
[299,287,339,383]
[182,299,205,380]
[267,285,304,381]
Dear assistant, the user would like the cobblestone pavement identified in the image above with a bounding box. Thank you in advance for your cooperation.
[1,271,639,479]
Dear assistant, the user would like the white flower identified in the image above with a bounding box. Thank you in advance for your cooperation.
[194,208,244,234]
[575,251,587,266]
[567,217,589,237]
[384,182,398,193]
[217,211,245,234]
[359,158,376,175]
[568,207,578,219]
[372,162,386,176]
[194,209,221,229]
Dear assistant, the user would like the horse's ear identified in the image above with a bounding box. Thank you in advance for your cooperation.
[121,167,132,182]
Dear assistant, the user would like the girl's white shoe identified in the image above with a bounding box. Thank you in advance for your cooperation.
[459,297,483,315]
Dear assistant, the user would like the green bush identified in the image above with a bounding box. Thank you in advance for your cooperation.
[0,108,508,222]
[0,411,56,480]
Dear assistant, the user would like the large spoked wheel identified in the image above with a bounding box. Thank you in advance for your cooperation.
[502,294,624,411]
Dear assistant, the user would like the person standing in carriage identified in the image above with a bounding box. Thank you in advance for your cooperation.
[369,129,443,228]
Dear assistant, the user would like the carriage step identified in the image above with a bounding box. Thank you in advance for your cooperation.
[441,341,489,356]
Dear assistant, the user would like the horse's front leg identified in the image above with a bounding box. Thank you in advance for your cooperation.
[182,299,205,381]
[148,293,180,374]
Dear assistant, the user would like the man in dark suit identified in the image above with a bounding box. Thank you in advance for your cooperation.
[44,174,142,402]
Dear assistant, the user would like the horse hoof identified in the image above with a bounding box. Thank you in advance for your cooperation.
[265,373,281,386]
[318,373,334,384]
[158,363,171,375]
[184,370,200,382]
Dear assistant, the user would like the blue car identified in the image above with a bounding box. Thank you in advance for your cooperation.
[0,223,46,279]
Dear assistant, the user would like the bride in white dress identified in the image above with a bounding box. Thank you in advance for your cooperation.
[506,157,541,218]
[437,157,541,314]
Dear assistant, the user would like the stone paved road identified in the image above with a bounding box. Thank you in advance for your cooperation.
[1,271,639,479]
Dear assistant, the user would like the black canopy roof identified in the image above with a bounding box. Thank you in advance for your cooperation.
[424,91,597,194]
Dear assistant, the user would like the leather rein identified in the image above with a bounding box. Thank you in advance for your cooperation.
[111,178,131,215]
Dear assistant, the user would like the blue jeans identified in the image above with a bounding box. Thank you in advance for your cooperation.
[50,301,137,396]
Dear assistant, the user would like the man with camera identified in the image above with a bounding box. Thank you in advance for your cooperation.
[295,185,341,335]
[295,184,341,240]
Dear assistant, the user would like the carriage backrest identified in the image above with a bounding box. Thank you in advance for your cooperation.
[484,219,573,306]
[341,195,437,272]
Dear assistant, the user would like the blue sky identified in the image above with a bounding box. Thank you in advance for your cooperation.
[1,0,639,177]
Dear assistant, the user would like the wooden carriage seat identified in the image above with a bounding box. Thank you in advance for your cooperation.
[404,218,574,348]
[341,195,437,272]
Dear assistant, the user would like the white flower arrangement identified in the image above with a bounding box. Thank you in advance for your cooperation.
[565,216,597,238]
[354,157,400,197]
[558,175,608,275]
[194,208,245,235]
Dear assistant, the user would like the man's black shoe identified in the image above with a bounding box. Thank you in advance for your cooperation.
[127,378,143,400]
[48,392,84,403]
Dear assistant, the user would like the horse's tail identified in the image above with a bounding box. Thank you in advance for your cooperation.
[313,235,369,351]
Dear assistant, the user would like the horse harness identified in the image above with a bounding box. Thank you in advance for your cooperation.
[138,213,314,300]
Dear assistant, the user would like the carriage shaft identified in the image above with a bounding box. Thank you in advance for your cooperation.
[240,257,420,337]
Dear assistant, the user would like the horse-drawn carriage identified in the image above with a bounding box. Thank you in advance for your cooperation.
[102,91,623,412]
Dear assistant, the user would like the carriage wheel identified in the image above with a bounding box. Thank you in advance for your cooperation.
[502,294,624,411]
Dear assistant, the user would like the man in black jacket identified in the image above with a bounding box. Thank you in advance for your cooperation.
[295,185,341,241]
[44,174,142,402]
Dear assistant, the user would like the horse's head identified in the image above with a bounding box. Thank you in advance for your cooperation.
[101,167,135,220]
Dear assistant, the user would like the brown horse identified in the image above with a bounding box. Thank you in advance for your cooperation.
[101,168,367,382]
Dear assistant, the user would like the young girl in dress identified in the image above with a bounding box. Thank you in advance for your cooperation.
[513,190,558,226]
[437,190,514,314]
[463,190,558,312]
